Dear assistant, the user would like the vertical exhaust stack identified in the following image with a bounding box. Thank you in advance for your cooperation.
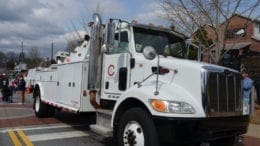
[88,13,102,109]
[88,13,102,92]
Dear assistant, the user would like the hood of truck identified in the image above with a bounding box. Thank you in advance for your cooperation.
[149,57,238,116]
[160,56,238,72]
[157,57,204,110]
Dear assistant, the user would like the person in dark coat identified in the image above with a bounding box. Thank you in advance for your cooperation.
[18,75,26,104]
[1,75,10,103]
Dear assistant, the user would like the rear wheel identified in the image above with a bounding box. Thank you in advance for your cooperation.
[33,89,55,117]
[117,108,159,146]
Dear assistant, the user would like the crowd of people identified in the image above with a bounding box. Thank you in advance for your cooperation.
[0,73,26,104]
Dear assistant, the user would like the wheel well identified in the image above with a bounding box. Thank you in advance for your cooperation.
[113,98,151,129]
[33,84,40,98]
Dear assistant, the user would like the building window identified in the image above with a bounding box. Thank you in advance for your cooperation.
[227,28,246,38]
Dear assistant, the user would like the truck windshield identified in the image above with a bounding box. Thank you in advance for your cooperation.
[134,27,187,58]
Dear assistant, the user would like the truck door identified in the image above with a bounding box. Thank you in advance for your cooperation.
[101,31,130,100]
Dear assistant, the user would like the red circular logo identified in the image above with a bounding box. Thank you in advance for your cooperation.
[108,64,115,76]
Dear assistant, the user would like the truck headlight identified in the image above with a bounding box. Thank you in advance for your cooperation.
[150,99,195,114]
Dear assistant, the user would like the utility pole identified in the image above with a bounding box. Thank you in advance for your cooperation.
[51,42,54,61]
[21,41,24,63]
[19,41,24,72]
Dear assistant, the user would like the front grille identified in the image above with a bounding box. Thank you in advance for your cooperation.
[201,66,243,117]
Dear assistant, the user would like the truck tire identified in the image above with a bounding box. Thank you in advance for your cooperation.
[33,89,50,118]
[48,106,55,117]
[117,108,159,146]
[210,136,236,146]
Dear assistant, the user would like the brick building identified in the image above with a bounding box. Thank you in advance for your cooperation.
[224,14,259,52]
[200,14,260,72]
[199,14,260,103]
[220,14,260,77]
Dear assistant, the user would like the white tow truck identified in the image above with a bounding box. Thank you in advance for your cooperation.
[32,13,249,146]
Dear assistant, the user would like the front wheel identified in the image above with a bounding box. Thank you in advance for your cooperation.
[117,108,159,146]
[210,136,237,146]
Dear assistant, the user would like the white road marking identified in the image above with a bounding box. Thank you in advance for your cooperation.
[28,131,89,142]
[0,123,89,133]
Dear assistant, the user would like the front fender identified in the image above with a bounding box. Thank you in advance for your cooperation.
[111,83,206,127]
[111,85,154,128]
[34,82,45,98]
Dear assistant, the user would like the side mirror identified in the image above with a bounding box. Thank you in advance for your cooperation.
[104,20,116,53]
[143,46,157,60]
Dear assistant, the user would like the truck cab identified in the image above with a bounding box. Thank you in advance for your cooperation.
[97,17,249,145]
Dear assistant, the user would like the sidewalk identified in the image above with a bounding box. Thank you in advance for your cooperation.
[250,105,260,124]
[245,106,260,139]
[0,93,34,120]
[0,93,33,105]
[246,124,260,139]
[0,93,61,128]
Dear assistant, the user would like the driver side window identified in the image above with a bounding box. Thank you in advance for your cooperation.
[112,31,129,54]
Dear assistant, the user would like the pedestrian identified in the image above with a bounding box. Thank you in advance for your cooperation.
[13,76,19,93]
[8,76,16,103]
[2,74,10,103]
[18,75,26,104]
[242,69,253,114]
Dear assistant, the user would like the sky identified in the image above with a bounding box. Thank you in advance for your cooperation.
[0,0,259,58]
[0,0,165,57]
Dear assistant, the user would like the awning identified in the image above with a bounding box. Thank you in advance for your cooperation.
[224,42,251,50]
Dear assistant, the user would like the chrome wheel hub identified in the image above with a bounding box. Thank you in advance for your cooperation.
[123,121,144,146]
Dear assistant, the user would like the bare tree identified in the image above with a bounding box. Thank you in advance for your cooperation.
[26,46,42,68]
[64,2,103,53]
[5,51,18,70]
[159,0,259,64]
[0,51,6,64]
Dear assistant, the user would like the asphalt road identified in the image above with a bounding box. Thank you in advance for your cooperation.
[0,93,113,146]
[0,105,112,145]
[0,123,113,146]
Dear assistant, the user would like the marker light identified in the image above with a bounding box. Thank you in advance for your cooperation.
[150,100,195,114]
[83,90,87,96]
[151,100,167,112]
[160,67,169,74]
[151,66,170,75]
